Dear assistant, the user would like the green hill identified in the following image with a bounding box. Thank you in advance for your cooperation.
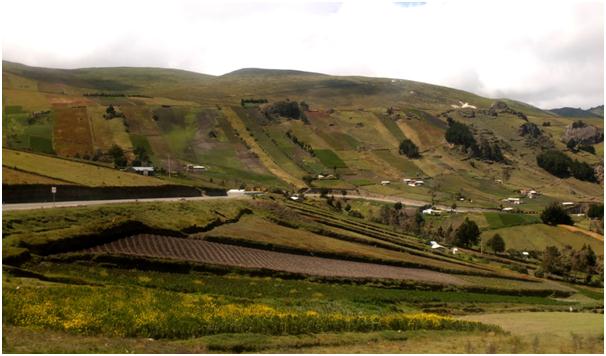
[3,60,603,206]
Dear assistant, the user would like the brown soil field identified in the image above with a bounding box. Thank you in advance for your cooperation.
[53,105,94,157]
[80,234,468,285]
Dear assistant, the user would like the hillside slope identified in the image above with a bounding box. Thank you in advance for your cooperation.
[3,61,603,207]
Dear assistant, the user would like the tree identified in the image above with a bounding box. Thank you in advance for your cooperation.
[587,204,604,219]
[106,105,116,116]
[394,202,403,211]
[570,160,596,182]
[108,144,127,168]
[536,150,572,178]
[302,175,314,186]
[540,203,573,226]
[485,233,505,254]
[398,139,420,158]
[542,246,562,275]
[454,218,480,247]
[133,145,149,163]
[445,120,477,149]
[571,244,597,275]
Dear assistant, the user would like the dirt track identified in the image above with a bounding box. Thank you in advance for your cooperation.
[81,234,468,285]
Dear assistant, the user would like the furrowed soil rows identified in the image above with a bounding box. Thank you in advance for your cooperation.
[80,234,468,285]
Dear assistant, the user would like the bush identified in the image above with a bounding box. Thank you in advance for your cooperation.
[540,203,573,226]
[398,139,420,158]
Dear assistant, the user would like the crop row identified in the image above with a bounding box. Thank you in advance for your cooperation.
[80,234,467,285]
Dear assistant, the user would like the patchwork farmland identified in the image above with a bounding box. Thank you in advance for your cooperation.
[2,60,603,353]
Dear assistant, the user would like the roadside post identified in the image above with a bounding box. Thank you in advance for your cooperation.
[51,186,57,206]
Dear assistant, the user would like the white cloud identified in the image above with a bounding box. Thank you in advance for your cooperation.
[2,0,603,108]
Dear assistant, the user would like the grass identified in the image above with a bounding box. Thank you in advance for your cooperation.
[483,212,541,230]
[480,223,604,253]
[2,167,72,185]
[222,107,303,187]
[4,326,603,354]
[460,312,603,337]
[2,200,248,256]
[315,149,347,168]
[2,148,164,187]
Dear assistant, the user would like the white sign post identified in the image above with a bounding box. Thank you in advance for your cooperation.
[51,186,57,206]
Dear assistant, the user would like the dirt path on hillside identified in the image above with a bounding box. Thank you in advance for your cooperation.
[558,224,604,242]
[80,234,469,286]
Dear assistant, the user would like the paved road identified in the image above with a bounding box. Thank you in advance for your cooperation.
[3,192,495,213]
[2,195,250,211]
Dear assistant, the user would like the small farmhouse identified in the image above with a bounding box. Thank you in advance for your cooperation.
[129,166,154,176]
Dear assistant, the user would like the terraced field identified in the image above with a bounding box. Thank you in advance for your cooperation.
[3,149,164,187]
[80,234,468,285]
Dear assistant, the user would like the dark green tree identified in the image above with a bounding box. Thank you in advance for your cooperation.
[454,218,480,247]
[108,144,127,168]
[536,150,572,178]
[571,244,597,274]
[445,120,477,149]
[540,203,573,226]
[570,160,596,182]
[542,246,562,275]
[398,139,420,158]
[485,233,506,254]
[587,204,604,219]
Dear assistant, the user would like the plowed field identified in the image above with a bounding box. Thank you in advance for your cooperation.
[80,234,468,285]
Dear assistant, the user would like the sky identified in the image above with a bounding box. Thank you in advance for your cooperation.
[2,0,604,109]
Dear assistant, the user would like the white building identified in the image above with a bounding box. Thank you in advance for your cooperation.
[422,208,441,215]
[130,166,154,176]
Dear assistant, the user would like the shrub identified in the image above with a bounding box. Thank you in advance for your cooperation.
[540,203,573,226]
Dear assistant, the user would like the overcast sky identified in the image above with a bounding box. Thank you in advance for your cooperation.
[2,0,604,109]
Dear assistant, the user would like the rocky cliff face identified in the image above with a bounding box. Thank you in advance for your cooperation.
[561,120,604,145]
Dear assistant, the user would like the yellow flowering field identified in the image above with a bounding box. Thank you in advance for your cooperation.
[3,284,499,338]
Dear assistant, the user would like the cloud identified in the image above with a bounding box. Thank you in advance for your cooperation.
[2,0,603,108]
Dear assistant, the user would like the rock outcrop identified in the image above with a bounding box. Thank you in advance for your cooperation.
[561,120,604,145]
